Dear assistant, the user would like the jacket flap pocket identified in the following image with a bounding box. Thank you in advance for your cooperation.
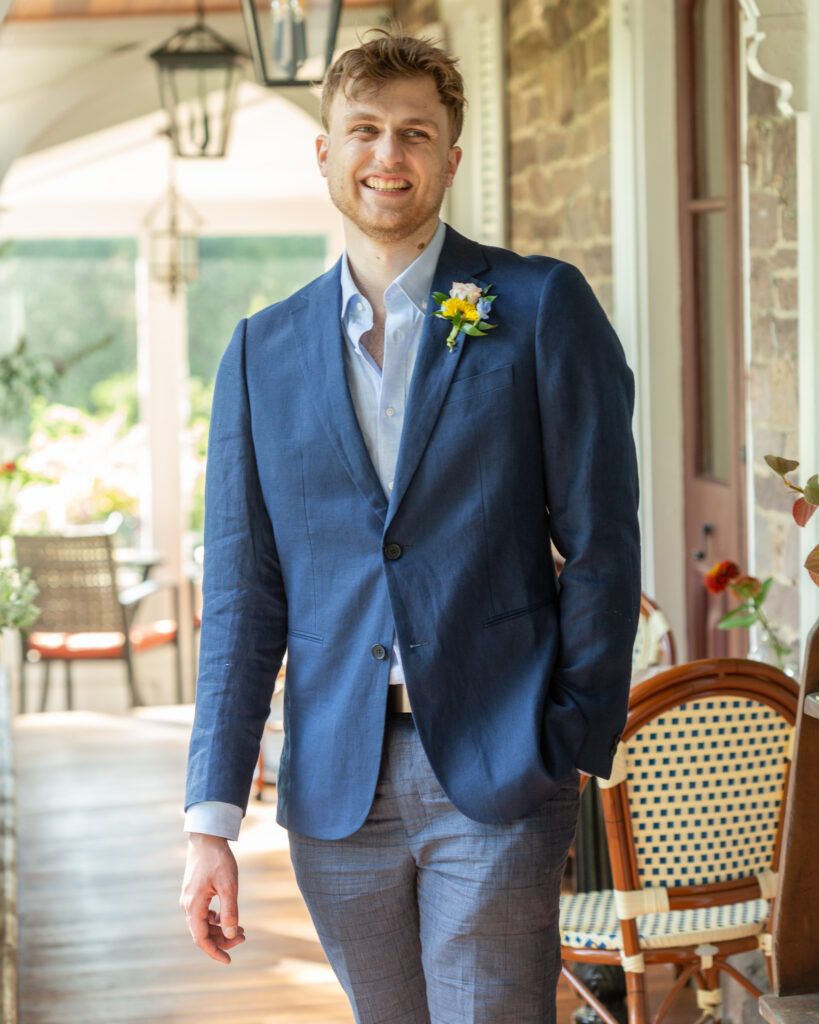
[444,363,514,405]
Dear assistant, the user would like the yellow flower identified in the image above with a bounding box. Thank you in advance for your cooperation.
[441,297,480,322]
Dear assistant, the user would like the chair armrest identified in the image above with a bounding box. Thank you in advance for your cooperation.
[118,580,163,607]
[119,579,179,630]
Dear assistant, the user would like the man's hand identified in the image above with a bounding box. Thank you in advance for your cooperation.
[180,832,246,964]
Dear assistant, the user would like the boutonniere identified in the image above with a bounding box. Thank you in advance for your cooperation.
[431,281,497,352]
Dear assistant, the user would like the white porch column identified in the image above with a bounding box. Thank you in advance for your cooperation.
[135,231,192,698]
[797,8,819,641]
[609,0,686,651]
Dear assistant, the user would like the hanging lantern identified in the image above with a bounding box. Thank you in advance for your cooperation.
[144,158,203,297]
[149,3,244,159]
[240,0,343,87]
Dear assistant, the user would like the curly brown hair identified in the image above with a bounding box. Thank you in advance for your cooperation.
[320,29,466,145]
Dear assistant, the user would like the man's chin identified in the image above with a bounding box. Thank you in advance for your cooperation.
[348,210,439,244]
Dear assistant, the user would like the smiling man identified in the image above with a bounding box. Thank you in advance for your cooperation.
[180,31,641,1024]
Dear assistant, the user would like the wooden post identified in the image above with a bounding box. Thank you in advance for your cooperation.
[771,620,819,995]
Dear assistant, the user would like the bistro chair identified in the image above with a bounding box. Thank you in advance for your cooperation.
[573,591,677,892]
[632,593,676,675]
[560,657,799,1024]
[14,532,181,712]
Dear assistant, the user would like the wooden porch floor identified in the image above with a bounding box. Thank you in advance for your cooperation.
[13,707,697,1023]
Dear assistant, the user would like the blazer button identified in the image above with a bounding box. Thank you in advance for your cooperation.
[371,644,388,660]
[384,543,403,561]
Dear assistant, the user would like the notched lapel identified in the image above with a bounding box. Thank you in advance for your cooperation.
[292,268,389,523]
[387,228,490,526]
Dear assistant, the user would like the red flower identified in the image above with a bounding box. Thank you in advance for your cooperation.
[1,461,16,474]
[705,560,741,594]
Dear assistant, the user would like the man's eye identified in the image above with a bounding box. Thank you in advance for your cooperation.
[405,130,429,139]
[352,125,377,134]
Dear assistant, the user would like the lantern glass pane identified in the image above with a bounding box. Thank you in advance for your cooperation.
[150,230,199,286]
[159,66,236,158]
[254,0,335,82]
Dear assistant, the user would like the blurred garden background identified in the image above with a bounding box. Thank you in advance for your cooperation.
[1,232,326,549]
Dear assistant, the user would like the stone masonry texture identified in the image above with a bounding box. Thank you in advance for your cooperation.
[746,76,800,644]
[506,0,613,315]
[394,0,613,316]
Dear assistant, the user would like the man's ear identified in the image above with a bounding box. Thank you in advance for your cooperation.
[315,134,329,178]
[446,146,463,188]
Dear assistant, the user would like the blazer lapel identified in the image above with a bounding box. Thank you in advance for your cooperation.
[386,227,490,527]
[292,263,389,523]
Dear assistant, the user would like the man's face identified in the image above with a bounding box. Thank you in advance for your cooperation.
[316,74,462,243]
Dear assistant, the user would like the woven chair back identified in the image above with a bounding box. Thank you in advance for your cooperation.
[14,533,125,635]
[612,659,798,894]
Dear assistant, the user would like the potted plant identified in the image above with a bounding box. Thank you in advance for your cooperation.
[0,564,39,633]
[704,560,794,673]
[765,455,819,586]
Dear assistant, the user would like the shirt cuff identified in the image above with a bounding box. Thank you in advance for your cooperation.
[184,801,243,841]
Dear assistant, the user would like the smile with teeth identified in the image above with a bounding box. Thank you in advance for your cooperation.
[363,177,411,192]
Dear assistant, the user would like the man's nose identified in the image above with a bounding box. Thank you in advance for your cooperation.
[374,131,403,167]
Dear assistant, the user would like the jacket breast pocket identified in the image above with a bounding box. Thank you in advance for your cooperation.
[443,363,514,406]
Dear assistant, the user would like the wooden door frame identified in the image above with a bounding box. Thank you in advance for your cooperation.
[676,0,747,658]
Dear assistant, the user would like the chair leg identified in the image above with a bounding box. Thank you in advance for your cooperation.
[39,660,51,713]
[65,661,73,710]
[19,647,26,714]
[174,638,183,704]
[625,969,649,1024]
[698,963,723,1024]
[124,651,142,707]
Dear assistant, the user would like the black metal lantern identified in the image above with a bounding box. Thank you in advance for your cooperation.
[240,0,343,87]
[149,3,244,159]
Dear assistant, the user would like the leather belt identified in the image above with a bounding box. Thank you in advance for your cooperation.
[387,684,413,714]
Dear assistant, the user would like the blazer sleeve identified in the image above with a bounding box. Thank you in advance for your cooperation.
[534,262,641,779]
[185,317,288,813]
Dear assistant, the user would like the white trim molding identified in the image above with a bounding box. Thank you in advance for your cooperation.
[436,0,506,247]
[738,0,806,116]
[610,0,687,652]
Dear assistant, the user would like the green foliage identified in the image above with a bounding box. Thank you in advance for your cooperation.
[89,371,139,429]
[764,454,799,478]
[0,337,58,425]
[186,235,326,382]
[0,564,39,631]
[1,238,136,411]
[765,453,819,587]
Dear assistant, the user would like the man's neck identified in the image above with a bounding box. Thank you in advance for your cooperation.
[344,219,440,312]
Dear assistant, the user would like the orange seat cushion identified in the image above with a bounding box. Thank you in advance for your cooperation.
[28,620,177,660]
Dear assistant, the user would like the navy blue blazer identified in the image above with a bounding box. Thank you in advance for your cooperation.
[186,225,641,840]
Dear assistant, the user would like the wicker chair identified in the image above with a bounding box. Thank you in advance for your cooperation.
[560,658,799,1024]
[14,532,181,712]
[632,593,676,675]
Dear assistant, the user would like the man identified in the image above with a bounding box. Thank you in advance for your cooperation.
[181,31,640,1024]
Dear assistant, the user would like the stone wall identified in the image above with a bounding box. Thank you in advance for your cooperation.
[506,0,612,314]
[394,0,614,315]
[745,76,801,645]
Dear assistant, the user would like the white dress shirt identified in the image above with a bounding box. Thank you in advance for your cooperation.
[185,222,447,840]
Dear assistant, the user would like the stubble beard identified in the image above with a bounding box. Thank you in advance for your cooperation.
[327,171,448,243]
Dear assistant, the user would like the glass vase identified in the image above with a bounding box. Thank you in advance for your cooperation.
[747,627,798,678]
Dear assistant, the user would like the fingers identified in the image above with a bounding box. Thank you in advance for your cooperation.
[207,909,246,950]
[216,888,240,940]
[186,894,232,964]
[180,835,244,965]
